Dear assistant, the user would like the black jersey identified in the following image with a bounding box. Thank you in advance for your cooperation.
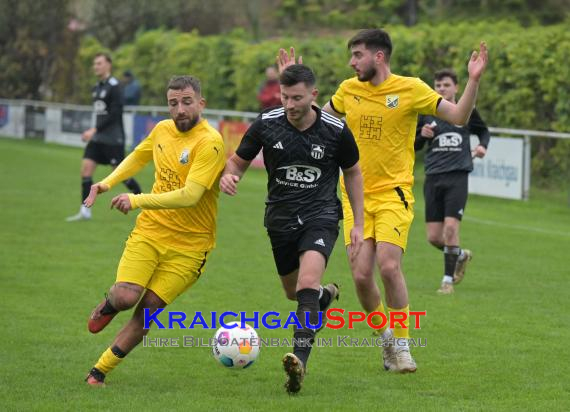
[91,76,125,146]
[236,106,359,232]
[415,108,490,175]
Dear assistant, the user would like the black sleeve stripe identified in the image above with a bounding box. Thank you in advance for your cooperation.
[435,97,443,109]
[328,99,345,115]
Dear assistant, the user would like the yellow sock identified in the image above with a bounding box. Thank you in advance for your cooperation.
[368,301,388,334]
[94,347,124,374]
[388,305,410,339]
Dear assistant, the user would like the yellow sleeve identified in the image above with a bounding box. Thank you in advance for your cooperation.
[100,133,154,188]
[330,82,347,115]
[128,180,206,210]
[413,78,442,116]
[127,137,225,210]
[186,138,226,189]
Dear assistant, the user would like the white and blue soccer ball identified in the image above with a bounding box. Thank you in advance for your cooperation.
[212,322,260,369]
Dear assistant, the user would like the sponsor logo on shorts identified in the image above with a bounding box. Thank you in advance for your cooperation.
[314,238,325,247]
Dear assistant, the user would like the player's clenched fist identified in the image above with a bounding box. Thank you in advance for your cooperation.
[220,174,240,196]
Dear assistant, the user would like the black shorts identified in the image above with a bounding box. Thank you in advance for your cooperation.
[84,141,125,166]
[268,220,339,276]
[424,171,468,222]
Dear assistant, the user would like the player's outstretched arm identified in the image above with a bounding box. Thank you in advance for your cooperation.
[277,47,303,74]
[114,180,207,213]
[125,139,224,211]
[342,162,364,261]
[85,136,153,209]
[83,151,150,209]
[437,41,488,125]
[220,154,251,196]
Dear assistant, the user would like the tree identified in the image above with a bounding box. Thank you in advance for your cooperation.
[0,0,76,100]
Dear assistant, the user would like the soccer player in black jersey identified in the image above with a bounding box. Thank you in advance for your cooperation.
[415,68,490,294]
[220,64,364,394]
[66,52,142,222]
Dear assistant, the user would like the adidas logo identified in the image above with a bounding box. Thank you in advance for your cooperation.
[314,238,325,247]
[273,141,284,149]
[458,208,464,216]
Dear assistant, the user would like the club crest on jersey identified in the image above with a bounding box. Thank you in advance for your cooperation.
[179,149,189,164]
[311,144,325,160]
[93,100,107,114]
[386,95,399,109]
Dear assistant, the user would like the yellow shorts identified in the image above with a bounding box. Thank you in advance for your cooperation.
[342,186,415,251]
[116,233,209,304]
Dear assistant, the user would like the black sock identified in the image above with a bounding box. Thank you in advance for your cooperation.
[88,367,106,382]
[318,287,332,311]
[443,245,461,279]
[293,288,320,367]
[82,177,93,202]
[111,345,127,358]
[123,178,142,194]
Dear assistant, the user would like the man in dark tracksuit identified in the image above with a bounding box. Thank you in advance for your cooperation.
[415,68,490,294]
[67,53,142,222]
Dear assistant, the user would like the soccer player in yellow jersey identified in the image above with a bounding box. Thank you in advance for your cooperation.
[81,75,225,386]
[278,29,488,372]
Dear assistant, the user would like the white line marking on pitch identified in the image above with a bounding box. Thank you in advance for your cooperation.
[463,216,570,238]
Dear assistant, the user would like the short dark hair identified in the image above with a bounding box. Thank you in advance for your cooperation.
[94,52,112,64]
[348,29,393,61]
[279,64,316,87]
[434,68,458,85]
[167,75,202,95]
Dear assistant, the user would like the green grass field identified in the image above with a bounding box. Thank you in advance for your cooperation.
[1,137,569,411]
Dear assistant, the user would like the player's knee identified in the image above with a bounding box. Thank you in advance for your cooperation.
[352,267,374,287]
[427,233,442,247]
[110,283,142,310]
[112,294,139,311]
[379,260,400,280]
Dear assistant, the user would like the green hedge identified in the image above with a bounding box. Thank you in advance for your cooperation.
[78,22,570,184]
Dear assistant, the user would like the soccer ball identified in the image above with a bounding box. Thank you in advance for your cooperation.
[212,322,260,369]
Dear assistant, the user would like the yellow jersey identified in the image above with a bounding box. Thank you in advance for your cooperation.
[103,119,225,251]
[331,74,441,193]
